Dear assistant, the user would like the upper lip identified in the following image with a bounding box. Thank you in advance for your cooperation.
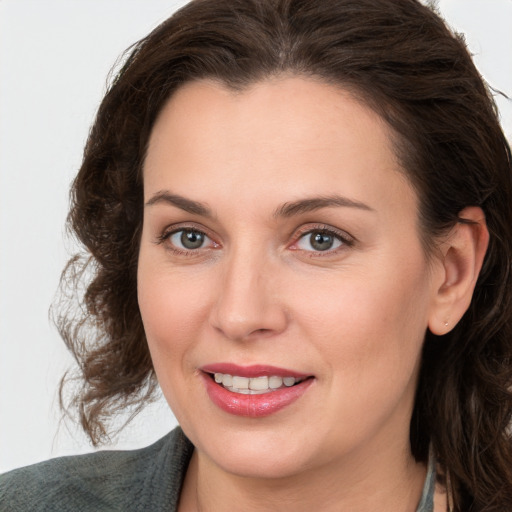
[201,363,311,379]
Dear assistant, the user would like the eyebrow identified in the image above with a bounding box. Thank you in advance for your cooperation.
[145,191,374,218]
[145,191,212,217]
[273,195,374,218]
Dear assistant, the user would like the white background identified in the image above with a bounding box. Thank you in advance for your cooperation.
[1,0,511,473]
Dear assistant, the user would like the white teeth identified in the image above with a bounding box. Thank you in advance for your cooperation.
[232,376,249,389]
[211,372,305,394]
[249,376,268,390]
[283,377,296,387]
[269,376,283,389]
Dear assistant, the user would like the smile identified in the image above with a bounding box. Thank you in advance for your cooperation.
[200,364,314,417]
[213,373,305,394]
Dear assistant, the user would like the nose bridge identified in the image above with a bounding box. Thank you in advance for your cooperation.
[210,241,286,340]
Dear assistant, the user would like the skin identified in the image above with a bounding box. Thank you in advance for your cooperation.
[137,76,488,511]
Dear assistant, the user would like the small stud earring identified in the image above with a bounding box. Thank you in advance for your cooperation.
[444,321,449,327]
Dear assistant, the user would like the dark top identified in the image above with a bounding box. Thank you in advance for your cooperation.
[1,426,436,511]
[0,427,193,512]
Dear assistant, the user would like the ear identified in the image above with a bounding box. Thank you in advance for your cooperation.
[428,207,489,335]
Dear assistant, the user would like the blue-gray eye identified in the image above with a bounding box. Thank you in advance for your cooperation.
[296,230,343,252]
[170,229,207,250]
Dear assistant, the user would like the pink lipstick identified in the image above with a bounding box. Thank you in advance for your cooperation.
[200,364,314,417]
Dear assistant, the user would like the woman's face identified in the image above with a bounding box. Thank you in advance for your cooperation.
[138,77,443,479]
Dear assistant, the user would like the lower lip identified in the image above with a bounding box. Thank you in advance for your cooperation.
[202,373,313,417]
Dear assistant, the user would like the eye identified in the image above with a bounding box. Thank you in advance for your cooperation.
[162,228,217,252]
[292,227,353,253]
[296,230,342,251]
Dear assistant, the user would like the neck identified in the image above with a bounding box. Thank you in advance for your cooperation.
[179,439,427,512]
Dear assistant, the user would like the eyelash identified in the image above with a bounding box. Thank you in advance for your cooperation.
[155,225,218,257]
[290,224,355,257]
[155,224,355,257]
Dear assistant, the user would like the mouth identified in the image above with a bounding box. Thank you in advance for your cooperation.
[208,372,308,395]
[200,364,314,417]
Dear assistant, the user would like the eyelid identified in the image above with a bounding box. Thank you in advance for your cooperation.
[154,222,354,256]
[288,223,355,254]
[155,223,220,250]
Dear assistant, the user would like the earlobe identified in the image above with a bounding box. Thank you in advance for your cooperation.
[428,207,489,335]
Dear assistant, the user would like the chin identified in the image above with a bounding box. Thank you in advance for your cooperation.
[209,440,312,480]
[184,418,318,479]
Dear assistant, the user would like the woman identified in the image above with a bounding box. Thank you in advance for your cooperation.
[2,0,511,510]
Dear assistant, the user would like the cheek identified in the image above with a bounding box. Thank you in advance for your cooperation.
[137,260,210,368]
[294,253,432,393]
[137,263,210,419]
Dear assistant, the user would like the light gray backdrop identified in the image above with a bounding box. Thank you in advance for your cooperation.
[1,0,511,472]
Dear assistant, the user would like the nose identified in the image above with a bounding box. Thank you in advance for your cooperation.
[209,248,288,341]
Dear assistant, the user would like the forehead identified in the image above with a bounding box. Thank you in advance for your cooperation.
[143,76,416,218]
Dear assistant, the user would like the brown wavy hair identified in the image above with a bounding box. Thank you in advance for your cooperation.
[56,0,512,509]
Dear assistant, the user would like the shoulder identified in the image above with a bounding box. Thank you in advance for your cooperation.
[0,426,193,512]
